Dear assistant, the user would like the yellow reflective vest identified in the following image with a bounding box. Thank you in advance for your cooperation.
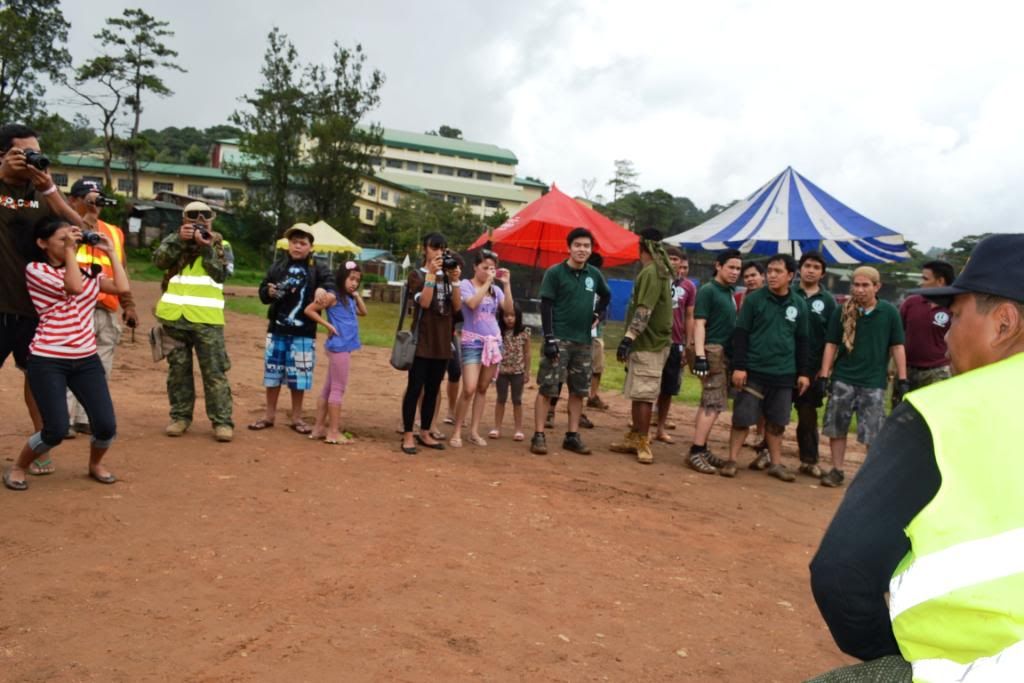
[155,255,225,326]
[892,352,1024,681]
[75,220,125,312]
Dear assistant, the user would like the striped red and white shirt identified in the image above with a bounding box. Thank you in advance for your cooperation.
[25,261,101,359]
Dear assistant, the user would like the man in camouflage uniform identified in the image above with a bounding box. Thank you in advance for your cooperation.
[152,201,233,441]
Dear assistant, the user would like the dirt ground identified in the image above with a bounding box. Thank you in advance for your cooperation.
[0,280,865,682]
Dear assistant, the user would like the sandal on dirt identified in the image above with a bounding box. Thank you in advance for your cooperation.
[448,437,463,448]
[468,434,488,447]
[443,416,456,425]
[247,419,275,430]
[654,434,675,444]
[429,430,447,441]
[513,431,525,442]
[415,435,445,451]
[29,457,55,476]
[488,429,500,439]
[290,422,313,435]
[3,468,28,491]
[89,469,117,485]
[687,450,718,475]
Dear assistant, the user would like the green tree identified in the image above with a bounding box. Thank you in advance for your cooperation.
[66,54,128,188]
[0,0,70,122]
[372,194,483,254]
[944,233,992,271]
[301,42,385,232]
[606,159,639,202]
[31,112,95,158]
[94,8,185,197]
[425,124,463,139]
[484,205,509,229]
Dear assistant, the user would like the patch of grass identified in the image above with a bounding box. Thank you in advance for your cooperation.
[126,247,265,286]
[224,296,270,317]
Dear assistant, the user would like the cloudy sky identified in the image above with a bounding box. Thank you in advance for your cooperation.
[55,0,1024,249]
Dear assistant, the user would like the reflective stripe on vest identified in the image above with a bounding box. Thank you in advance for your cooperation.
[76,221,124,311]
[892,353,1024,682]
[155,258,225,325]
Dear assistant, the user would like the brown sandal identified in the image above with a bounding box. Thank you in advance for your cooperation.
[247,419,275,430]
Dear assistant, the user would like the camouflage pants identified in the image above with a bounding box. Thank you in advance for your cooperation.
[908,365,950,391]
[822,379,884,445]
[162,319,233,427]
[804,655,911,682]
[537,340,592,397]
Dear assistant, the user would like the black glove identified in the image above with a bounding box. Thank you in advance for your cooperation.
[543,336,560,360]
[892,378,912,407]
[693,356,709,378]
[815,376,830,397]
[616,336,633,362]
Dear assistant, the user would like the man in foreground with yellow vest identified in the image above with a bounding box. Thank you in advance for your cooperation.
[153,201,233,442]
[64,179,137,438]
[809,232,1024,682]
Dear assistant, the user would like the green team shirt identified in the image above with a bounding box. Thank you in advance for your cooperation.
[826,300,905,389]
[539,260,611,345]
[735,287,809,376]
[794,285,837,373]
[694,279,737,348]
[625,261,672,352]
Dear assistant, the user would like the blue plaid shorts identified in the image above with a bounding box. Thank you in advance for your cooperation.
[263,333,315,391]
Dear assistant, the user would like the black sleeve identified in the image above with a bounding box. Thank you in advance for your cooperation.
[316,263,336,292]
[809,403,941,661]
[796,331,811,377]
[595,291,610,319]
[540,297,555,338]
[257,265,276,304]
[731,327,750,370]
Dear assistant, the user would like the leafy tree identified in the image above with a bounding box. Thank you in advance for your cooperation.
[94,8,185,197]
[484,206,509,229]
[31,112,95,158]
[425,124,462,139]
[944,233,992,271]
[606,159,639,202]
[580,177,597,201]
[66,54,128,187]
[301,42,385,232]
[0,0,71,122]
[372,194,483,254]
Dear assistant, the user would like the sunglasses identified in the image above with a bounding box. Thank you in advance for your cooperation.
[184,210,214,220]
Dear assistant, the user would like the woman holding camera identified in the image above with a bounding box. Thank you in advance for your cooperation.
[400,233,462,455]
[449,249,514,448]
[3,218,129,491]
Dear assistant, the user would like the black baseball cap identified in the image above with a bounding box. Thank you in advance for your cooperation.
[911,233,1024,306]
[69,178,102,197]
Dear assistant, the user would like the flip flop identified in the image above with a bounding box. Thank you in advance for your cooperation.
[443,416,455,425]
[3,468,27,491]
[89,470,117,485]
[247,419,275,430]
[487,429,500,439]
[513,431,525,441]
[415,435,445,450]
[28,457,55,476]
[468,435,488,447]
[449,437,463,448]
[401,443,418,455]
[654,434,675,444]
[290,422,313,435]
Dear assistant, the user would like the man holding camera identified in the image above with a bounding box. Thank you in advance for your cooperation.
[63,179,137,438]
[0,123,83,441]
[153,201,233,442]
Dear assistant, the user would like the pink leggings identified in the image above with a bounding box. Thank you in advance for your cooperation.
[320,350,351,405]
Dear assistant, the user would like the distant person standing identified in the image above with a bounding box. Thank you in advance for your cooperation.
[900,260,955,390]
[687,249,742,474]
[818,267,908,488]
[735,260,765,309]
[653,246,695,443]
[792,251,836,478]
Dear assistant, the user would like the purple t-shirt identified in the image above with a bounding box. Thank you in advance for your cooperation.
[460,279,505,340]
[671,277,697,345]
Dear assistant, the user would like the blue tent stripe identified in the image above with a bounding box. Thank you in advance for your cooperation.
[705,173,783,243]
[786,174,820,240]
[794,170,896,237]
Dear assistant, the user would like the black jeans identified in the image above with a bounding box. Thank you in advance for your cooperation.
[402,356,448,433]
[26,354,116,453]
[794,382,825,464]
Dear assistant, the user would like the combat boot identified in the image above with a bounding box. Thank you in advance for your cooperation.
[635,435,654,464]
[165,420,190,437]
[610,431,640,454]
[213,425,234,442]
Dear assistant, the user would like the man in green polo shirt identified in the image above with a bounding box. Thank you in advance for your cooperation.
[724,254,811,482]
[610,229,673,465]
[688,249,743,474]
[818,266,908,488]
[791,251,837,477]
[530,227,611,456]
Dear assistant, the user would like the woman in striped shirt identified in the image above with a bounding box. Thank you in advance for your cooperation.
[3,218,129,491]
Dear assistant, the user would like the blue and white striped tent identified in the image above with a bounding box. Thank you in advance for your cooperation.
[664,167,909,264]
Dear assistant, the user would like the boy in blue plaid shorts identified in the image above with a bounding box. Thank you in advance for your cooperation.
[249,226,335,433]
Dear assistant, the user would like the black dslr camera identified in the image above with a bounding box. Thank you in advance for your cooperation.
[93,194,118,207]
[271,274,303,300]
[192,223,211,241]
[23,149,50,171]
[442,249,459,271]
[81,231,102,246]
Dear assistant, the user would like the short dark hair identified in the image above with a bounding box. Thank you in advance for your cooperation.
[922,260,955,287]
[716,249,742,266]
[31,217,73,262]
[638,228,663,255]
[766,253,797,274]
[587,252,604,269]
[0,124,39,152]
[665,245,686,259]
[475,248,498,266]
[741,260,765,275]
[422,232,447,250]
[566,227,593,248]
[334,260,362,301]
[499,300,526,336]
[799,250,827,271]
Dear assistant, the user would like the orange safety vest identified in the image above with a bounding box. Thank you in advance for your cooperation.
[75,220,125,312]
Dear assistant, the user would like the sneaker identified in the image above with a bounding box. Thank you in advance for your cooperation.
[687,448,718,475]
[165,420,190,437]
[820,468,846,488]
[749,447,771,471]
[544,410,555,429]
[530,432,548,455]
[635,435,654,464]
[718,460,739,478]
[562,432,592,455]
[610,431,640,454]
[579,413,595,429]
[703,450,729,469]
[766,463,796,482]
[213,425,234,442]
[799,462,823,478]
[586,396,609,410]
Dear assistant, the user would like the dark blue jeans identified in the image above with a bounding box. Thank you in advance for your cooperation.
[26,354,116,454]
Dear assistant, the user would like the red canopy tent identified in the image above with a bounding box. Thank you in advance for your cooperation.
[469,184,639,268]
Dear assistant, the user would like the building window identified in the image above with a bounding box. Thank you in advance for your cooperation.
[366,184,376,197]
[381,189,389,202]
[477,171,492,181]
[438,166,454,176]
[351,206,360,217]
[51,173,68,187]
[468,197,483,206]
[117,178,132,192]
[153,181,174,194]
[457,169,473,178]
[427,191,444,200]
[422,164,434,174]
[405,161,418,172]
[485,199,501,208]
[370,157,382,167]
[187,184,206,197]
[386,158,403,168]
[365,208,375,221]
[447,195,462,204]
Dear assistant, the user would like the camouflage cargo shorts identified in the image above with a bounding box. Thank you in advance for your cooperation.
[698,344,729,412]
[537,340,592,397]
[908,365,951,391]
[822,379,885,445]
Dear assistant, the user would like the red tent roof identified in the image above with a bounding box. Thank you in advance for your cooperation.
[469,185,639,268]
